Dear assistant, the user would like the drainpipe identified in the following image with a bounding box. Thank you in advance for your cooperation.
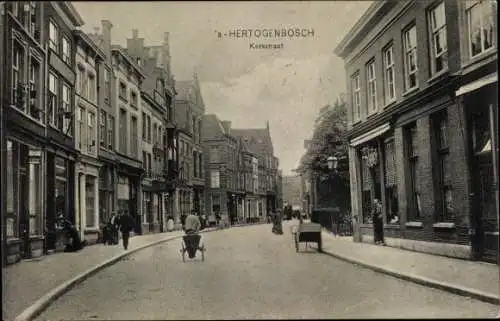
[1,1,6,267]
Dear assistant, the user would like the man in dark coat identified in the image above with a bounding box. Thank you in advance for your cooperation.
[118,211,134,250]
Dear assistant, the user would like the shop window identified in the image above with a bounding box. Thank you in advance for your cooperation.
[384,138,399,224]
[28,148,42,235]
[6,140,17,238]
[86,177,96,228]
[55,157,68,218]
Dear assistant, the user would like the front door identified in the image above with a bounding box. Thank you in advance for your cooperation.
[18,170,31,259]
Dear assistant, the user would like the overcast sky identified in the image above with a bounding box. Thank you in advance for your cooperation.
[73,1,372,176]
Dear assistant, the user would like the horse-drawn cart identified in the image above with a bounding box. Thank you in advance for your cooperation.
[292,222,322,253]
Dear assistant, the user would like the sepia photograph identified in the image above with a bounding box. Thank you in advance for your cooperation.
[0,0,499,319]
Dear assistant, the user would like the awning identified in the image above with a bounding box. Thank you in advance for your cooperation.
[350,122,391,147]
[455,72,497,96]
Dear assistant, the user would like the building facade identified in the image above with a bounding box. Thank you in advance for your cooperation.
[2,1,50,262]
[125,29,179,232]
[73,29,105,244]
[335,0,498,262]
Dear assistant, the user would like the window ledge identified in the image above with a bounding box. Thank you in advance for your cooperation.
[385,224,401,229]
[30,235,45,240]
[427,69,449,84]
[383,100,397,109]
[9,105,45,126]
[402,87,419,97]
[84,227,100,233]
[7,238,22,245]
[405,221,423,228]
[432,222,455,229]
[464,48,497,70]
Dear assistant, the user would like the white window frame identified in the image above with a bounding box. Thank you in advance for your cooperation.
[467,0,496,59]
[383,46,396,104]
[100,110,106,148]
[28,55,41,119]
[62,35,71,64]
[211,170,220,188]
[366,60,377,113]
[62,82,71,136]
[428,2,448,75]
[77,107,85,150]
[48,73,58,127]
[48,20,58,53]
[403,25,418,91]
[351,73,361,121]
[87,111,96,154]
[107,114,114,150]
[88,73,96,103]
[12,41,23,107]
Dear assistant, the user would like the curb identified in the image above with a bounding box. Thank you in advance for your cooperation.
[319,246,500,306]
[14,228,218,321]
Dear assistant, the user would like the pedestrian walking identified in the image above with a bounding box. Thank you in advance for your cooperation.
[118,210,134,250]
[371,199,385,245]
[272,210,284,235]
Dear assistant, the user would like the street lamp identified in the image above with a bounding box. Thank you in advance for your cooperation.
[327,156,338,171]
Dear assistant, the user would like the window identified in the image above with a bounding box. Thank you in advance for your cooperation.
[428,2,448,74]
[48,20,58,53]
[100,110,106,148]
[142,151,147,170]
[351,73,361,121]
[383,46,396,103]
[62,36,71,64]
[119,81,127,100]
[88,74,96,103]
[384,138,399,224]
[366,61,377,113]
[62,83,71,134]
[130,91,137,108]
[147,153,152,173]
[147,116,151,142]
[78,67,87,97]
[77,107,85,150]
[28,2,38,40]
[107,115,114,149]
[210,170,220,188]
[87,111,96,153]
[119,109,127,154]
[153,123,157,145]
[467,0,495,58]
[28,57,41,120]
[142,112,147,140]
[432,110,452,222]
[193,151,198,177]
[48,73,58,127]
[131,116,138,157]
[104,68,110,103]
[12,42,25,109]
[405,122,420,220]
[403,25,418,90]
[85,177,96,228]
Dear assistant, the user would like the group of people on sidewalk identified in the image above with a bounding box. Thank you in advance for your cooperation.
[101,211,135,250]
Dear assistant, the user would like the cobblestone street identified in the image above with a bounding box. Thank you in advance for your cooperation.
[36,223,498,320]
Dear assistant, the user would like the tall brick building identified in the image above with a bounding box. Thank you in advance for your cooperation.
[335,0,497,262]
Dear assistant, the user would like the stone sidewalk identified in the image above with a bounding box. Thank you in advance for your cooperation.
[2,231,186,321]
[311,227,499,305]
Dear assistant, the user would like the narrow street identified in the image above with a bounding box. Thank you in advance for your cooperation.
[36,223,498,320]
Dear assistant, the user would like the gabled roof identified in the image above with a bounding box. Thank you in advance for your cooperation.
[231,128,274,156]
[175,80,193,101]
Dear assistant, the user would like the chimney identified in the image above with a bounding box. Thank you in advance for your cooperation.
[222,121,232,134]
[101,20,113,62]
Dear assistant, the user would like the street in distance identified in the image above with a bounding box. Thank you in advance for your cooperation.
[250,42,284,50]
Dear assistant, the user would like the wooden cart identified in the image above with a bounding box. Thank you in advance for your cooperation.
[292,223,322,253]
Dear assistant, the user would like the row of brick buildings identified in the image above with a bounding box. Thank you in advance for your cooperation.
[335,0,498,263]
[202,115,282,225]
[0,2,282,265]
